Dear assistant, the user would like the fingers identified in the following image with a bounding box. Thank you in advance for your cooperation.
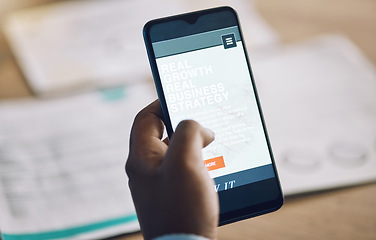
[163,120,215,169]
[126,100,167,176]
[131,100,164,142]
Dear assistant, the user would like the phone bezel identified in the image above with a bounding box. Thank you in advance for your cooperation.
[143,6,283,226]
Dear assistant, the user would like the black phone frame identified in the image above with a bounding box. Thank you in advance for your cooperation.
[143,6,284,226]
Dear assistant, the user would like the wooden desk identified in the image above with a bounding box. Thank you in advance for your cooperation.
[0,0,375,239]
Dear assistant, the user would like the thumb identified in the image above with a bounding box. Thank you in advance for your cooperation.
[163,120,215,169]
[157,120,219,240]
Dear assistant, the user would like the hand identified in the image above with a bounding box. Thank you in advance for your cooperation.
[126,100,219,240]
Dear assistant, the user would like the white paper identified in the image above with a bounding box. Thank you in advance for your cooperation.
[2,0,278,96]
[251,35,376,195]
[0,83,156,239]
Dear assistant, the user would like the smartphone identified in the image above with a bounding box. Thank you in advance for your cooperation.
[143,6,283,225]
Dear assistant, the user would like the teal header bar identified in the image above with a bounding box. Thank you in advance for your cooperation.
[152,26,241,58]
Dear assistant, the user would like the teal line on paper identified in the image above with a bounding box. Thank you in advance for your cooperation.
[100,87,127,101]
[1,214,138,240]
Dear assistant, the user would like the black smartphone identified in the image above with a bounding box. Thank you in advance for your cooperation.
[143,6,283,225]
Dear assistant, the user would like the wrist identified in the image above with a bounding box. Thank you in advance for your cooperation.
[153,233,210,240]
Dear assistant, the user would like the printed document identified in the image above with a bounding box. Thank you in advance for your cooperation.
[0,83,156,239]
[252,35,376,195]
[3,0,277,96]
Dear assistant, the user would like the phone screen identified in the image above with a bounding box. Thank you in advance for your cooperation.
[144,7,282,223]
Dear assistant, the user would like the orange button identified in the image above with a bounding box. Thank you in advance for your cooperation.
[204,156,225,171]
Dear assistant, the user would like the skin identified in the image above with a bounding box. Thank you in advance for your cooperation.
[126,100,219,240]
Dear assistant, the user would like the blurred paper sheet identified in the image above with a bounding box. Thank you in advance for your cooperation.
[2,0,278,96]
[0,83,156,239]
[252,35,376,195]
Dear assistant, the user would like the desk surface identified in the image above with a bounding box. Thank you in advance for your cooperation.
[0,0,375,239]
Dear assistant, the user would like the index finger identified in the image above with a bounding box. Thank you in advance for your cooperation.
[131,99,164,141]
[126,100,167,174]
